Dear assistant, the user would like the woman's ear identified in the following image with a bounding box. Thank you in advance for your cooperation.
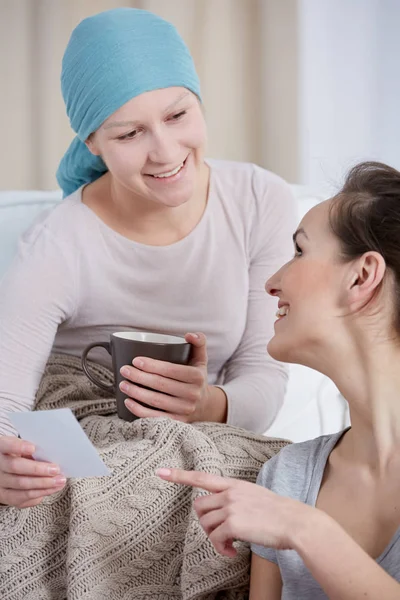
[347,251,386,309]
[85,133,101,156]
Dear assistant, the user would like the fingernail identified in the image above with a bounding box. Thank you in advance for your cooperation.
[54,476,66,486]
[120,366,130,376]
[22,444,35,454]
[132,358,144,368]
[48,466,60,476]
[156,468,171,477]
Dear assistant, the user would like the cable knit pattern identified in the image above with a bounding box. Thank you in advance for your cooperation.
[0,354,288,599]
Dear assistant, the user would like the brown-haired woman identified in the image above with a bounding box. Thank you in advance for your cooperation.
[159,161,400,599]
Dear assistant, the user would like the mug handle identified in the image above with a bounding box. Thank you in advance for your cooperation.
[81,342,115,393]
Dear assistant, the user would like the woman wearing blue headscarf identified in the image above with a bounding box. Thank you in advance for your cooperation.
[0,8,296,508]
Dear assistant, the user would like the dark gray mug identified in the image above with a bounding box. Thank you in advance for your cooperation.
[81,331,191,422]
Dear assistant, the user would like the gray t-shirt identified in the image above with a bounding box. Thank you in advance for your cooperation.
[251,431,400,599]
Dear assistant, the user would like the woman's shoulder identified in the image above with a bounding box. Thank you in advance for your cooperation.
[257,431,345,499]
[19,188,87,250]
[207,158,292,197]
[206,158,295,224]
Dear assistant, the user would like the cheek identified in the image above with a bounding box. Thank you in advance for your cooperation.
[101,144,145,177]
[268,260,344,362]
[182,112,207,150]
[285,261,338,303]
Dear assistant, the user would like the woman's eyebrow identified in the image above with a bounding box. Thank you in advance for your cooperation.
[164,91,191,112]
[103,119,140,129]
[102,92,191,130]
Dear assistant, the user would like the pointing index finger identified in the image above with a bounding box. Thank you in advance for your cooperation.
[156,468,231,493]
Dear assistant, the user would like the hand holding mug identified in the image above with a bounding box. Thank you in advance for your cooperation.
[82,330,192,421]
[120,332,213,422]
[82,330,227,423]
[0,436,66,508]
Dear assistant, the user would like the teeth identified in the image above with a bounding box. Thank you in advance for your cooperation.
[276,306,289,318]
[152,163,183,178]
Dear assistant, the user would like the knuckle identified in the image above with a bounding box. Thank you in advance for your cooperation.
[193,371,204,386]
[155,377,168,394]
[8,457,20,473]
[134,371,146,386]
[192,474,205,488]
[181,402,196,416]
[149,394,163,409]
[15,476,28,489]
[33,462,45,476]
[160,364,171,378]
[27,489,41,500]
[226,488,237,504]
[187,389,201,404]
[187,404,197,416]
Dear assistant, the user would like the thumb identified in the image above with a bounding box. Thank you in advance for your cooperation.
[185,332,208,369]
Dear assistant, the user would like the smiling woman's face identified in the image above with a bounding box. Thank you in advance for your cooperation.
[265,200,350,366]
[86,86,207,207]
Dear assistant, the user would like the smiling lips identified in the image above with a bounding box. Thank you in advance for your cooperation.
[276,305,289,319]
[147,157,187,179]
[151,162,184,178]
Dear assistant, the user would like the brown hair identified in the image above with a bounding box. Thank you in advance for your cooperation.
[329,161,400,332]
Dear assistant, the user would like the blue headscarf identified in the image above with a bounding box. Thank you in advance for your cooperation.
[56,8,201,197]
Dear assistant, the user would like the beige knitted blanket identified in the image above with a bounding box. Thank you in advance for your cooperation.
[0,354,288,600]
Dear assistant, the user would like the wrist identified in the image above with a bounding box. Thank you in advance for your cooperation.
[202,385,227,423]
[291,506,334,556]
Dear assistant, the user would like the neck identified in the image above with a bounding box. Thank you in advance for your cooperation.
[314,333,400,472]
[108,162,209,239]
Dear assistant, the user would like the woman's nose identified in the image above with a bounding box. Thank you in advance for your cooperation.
[265,270,282,297]
[148,129,178,164]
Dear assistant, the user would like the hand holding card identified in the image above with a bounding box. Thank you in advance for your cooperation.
[9,408,110,478]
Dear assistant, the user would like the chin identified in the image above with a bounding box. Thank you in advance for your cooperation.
[267,335,301,365]
[159,189,193,208]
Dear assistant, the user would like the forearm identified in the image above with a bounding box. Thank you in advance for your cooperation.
[218,370,287,433]
[294,510,400,599]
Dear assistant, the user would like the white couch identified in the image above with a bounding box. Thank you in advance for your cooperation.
[0,186,350,442]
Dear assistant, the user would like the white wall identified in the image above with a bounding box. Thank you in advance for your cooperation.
[298,0,400,187]
[375,0,400,167]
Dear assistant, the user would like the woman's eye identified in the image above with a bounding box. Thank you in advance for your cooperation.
[169,110,186,121]
[294,242,302,256]
[118,129,138,141]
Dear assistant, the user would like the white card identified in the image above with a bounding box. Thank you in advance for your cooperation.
[9,408,111,478]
